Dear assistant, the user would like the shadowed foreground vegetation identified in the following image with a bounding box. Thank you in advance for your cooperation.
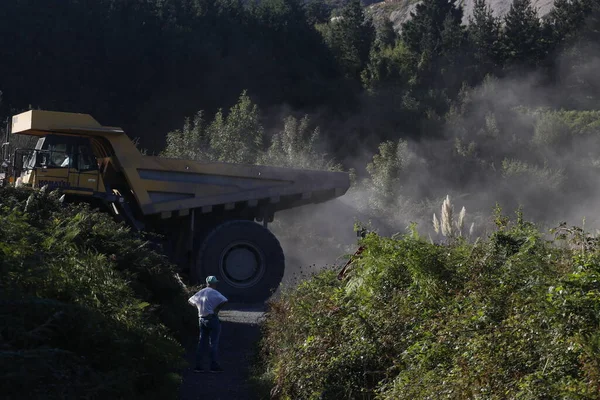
[0,187,196,399]
[257,208,600,399]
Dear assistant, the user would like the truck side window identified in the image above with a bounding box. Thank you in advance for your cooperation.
[77,145,97,172]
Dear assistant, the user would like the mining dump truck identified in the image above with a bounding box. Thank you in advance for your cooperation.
[0,110,350,301]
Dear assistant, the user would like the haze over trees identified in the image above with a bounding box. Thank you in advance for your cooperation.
[2,0,600,254]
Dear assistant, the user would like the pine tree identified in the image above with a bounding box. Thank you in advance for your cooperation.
[322,0,376,80]
[577,0,600,43]
[400,0,466,108]
[468,0,501,78]
[555,0,600,108]
[376,19,398,48]
[501,0,544,67]
[401,0,464,56]
[546,0,590,46]
[304,0,332,25]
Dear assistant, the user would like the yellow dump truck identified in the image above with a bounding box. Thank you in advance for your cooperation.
[1,110,350,301]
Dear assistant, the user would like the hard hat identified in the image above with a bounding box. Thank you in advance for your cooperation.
[206,276,219,284]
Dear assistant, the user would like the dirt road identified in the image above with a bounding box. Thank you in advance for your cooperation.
[178,238,339,400]
[179,303,266,400]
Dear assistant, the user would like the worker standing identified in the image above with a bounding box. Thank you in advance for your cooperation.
[188,276,228,373]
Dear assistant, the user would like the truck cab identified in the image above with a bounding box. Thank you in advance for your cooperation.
[15,135,106,195]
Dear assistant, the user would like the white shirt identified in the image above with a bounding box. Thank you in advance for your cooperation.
[188,287,228,317]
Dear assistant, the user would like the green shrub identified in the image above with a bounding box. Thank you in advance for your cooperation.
[532,112,571,147]
[541,110,600,137]
[0,187,196,399]
[257,209,600,399]
[501,158,565,190]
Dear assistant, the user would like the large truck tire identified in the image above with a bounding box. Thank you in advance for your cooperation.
[196,220,285,303]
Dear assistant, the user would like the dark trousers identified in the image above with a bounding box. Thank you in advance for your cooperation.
[195,316,221,369]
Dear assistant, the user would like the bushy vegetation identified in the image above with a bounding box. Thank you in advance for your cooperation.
[163,91,341,171]
[257,206,600,399]
[0,187,197,399]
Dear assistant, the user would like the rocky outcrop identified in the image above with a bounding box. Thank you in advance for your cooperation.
[366,0,555,32]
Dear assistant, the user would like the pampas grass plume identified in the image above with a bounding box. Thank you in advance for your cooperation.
[457,206,466,234]
[441,195,453,237]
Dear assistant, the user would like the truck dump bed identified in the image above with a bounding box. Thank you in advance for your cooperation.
[134,156,350,216]
[10,110,350,217]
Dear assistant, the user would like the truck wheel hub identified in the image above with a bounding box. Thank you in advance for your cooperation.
[219,242,265,288]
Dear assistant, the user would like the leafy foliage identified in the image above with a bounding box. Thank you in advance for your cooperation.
[261,115,341,170]
[365,139,418,206]
[210,91,264,164]
[257,210,600,399]
[163,91,340,170]
[362,40,411,91]
[163,111,212,162]
[0,187,196,399]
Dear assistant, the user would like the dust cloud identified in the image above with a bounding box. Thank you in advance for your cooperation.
[271,40,600,285]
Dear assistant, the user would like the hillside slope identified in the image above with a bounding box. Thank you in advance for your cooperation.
[367,0,555,31]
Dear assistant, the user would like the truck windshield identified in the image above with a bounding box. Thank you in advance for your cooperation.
[22,138,45,169]
[48,143,70,167]
[30,135,98,171]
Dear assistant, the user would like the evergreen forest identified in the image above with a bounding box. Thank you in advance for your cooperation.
[3,0,600,231]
